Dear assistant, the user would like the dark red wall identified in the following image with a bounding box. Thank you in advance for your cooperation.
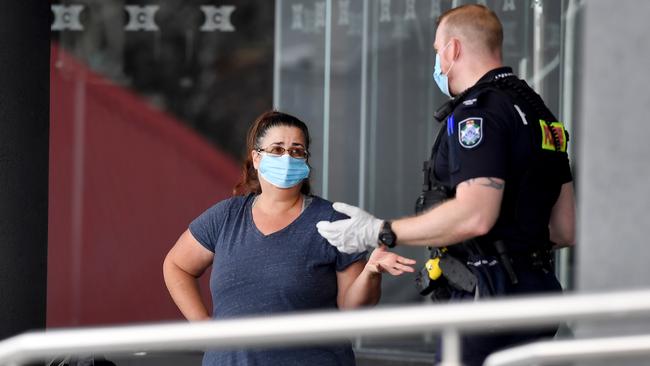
[48,45,240,327]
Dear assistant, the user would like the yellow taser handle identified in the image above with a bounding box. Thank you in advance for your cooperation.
[425,257,443,280]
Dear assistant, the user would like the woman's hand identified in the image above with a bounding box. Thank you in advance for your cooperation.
[337,246,417,309]
[365,245,416,276]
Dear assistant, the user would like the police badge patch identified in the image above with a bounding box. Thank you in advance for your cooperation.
[458,118,483,148]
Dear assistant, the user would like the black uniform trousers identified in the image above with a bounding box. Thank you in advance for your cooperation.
[433,258,562,366]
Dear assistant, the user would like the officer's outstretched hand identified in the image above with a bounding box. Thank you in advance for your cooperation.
[316,202,383,253]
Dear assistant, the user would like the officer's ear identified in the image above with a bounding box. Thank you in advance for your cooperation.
[449,37,461,61]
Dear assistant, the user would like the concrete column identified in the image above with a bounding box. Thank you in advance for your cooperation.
[577,1,650,364]
[0,0,50,339]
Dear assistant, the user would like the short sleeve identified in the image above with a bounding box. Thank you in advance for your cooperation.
[447,96,510,187]
[329,209,368,271]
[558,153,573,184]
[558,131,573,184]
[336,251,367,272]
[188,199,231,253]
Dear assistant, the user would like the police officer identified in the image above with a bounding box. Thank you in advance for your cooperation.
[316,4,576,366]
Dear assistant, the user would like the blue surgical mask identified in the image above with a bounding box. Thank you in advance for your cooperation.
[433,42,455,97]
[259,154,310,189]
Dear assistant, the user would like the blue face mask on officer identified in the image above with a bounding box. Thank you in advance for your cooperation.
[258,153,310,189]
[433,41,456,98]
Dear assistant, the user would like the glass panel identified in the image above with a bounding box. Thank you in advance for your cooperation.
[360,0,449,309]
[275,0,327,194]
[325,0,365,205]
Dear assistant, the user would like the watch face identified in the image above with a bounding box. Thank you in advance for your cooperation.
[379,221,396,247]
[380,232,396,247]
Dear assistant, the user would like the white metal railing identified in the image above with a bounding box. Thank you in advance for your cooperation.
[1,289,650,366]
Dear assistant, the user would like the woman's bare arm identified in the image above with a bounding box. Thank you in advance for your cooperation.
[163,229,214,321]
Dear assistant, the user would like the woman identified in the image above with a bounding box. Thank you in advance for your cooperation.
[163,110,415,366]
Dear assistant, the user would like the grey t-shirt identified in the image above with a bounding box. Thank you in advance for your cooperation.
[189,194,366,366]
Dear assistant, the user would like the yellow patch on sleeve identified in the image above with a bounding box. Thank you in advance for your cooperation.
[539,120,567,152]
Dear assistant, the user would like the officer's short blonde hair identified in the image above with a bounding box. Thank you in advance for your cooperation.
[437,4,503,58]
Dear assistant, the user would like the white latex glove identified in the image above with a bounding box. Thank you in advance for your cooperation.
[316,202,384,254]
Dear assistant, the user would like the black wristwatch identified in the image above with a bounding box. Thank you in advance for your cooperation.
[378,221,397,248]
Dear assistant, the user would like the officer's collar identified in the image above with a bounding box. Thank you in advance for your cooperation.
[433,67,515,122]
[477,67,515,84]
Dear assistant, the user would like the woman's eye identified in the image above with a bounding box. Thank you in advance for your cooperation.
[269,146,285,155]
[289,149,307,158]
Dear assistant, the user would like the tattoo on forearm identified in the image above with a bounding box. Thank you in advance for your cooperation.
[461,178,505,190]
[481,178,505,190]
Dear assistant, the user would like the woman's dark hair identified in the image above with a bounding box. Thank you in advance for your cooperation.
[233,110,311,196]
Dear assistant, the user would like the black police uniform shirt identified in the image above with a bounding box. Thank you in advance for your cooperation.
[433,67,573,252]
